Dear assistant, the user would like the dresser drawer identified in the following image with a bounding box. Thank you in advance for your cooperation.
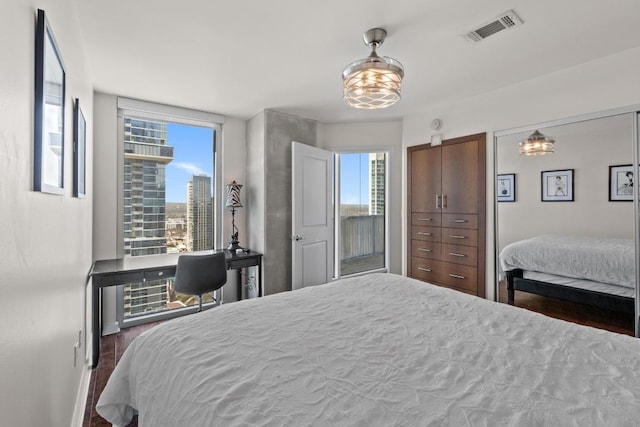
[411,226,441,242]
[411,212,441,227]
[441,227,477,246]
[411,240,440,260]
[440,263,478,294]
[410,257,441,283]
[442,213,477,229]
[441,243,477,266]
[144,268,176,281]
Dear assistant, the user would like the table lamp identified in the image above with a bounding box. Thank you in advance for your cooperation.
[225,181,243,250]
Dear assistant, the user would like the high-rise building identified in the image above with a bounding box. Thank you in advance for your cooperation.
[187,174,213,252]
[122,116,174,317]
[369,153,385,215]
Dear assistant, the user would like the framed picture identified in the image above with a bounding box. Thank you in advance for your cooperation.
[609,164,634,201]
[497,173,516,202]
[73,99,86,198]
[541,169,574,202]
[34,9,66,195]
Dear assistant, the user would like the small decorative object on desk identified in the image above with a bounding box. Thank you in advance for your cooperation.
[225,180,243,250]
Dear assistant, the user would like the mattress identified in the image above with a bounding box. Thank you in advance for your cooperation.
[499,234,634,288]
[96,273,640,426]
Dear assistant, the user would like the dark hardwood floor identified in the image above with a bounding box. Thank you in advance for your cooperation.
[497,280,634,336]
[83,287,634,426]
[83,321,162,427]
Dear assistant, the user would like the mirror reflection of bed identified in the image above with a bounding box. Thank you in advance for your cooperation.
[495,112,636,335]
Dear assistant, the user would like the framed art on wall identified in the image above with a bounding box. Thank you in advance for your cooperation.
[497,173,516,202]
[34,9,66,194]
[541,169,574,202]
[73,98,86,198]
[609,164,633,201]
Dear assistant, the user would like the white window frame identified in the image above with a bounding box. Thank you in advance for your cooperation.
[115,97,224,327]
[334,149,390,279]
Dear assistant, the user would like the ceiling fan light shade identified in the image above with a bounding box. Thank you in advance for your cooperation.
[519,130,555,155]
[342,28,404,109]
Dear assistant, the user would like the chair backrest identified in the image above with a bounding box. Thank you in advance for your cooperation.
[173,252,227,296]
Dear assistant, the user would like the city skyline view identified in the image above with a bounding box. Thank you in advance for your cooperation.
[165,122,214,203]
[164,124,374,207]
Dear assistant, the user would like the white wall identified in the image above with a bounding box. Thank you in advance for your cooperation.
[317,120,404,275]
[402,46,640,299]
[0,1,94,426]
[220,116,247,301]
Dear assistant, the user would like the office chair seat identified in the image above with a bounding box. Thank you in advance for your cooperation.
[173,252,227,311]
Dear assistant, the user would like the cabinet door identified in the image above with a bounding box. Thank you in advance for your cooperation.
[441,139,478,214]
[410,147,441,213]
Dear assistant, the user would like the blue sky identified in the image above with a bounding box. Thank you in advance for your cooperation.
[340,153,369,205]
[164,124,370,205]
[165,123,214,203]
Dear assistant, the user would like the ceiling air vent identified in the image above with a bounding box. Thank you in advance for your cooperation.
[464,9,523,43]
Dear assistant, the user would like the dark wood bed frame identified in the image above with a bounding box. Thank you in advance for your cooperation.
[505,269,634,314]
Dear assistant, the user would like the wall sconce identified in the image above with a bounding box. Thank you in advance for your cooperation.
[225,181,243,250]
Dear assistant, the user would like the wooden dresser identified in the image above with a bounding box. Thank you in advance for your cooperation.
[407,133,486,297]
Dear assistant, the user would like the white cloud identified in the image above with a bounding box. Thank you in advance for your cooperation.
[173,162,208,176]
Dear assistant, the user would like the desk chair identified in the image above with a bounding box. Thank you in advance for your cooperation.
[173,252,227,312]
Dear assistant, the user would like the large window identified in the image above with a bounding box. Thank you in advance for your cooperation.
[338,152,387,276]
[116,99,223,325]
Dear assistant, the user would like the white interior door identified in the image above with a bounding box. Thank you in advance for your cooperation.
[292,141,334,290]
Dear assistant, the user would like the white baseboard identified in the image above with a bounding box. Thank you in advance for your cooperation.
[71,365,92,427]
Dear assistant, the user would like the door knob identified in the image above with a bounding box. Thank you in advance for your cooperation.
[292,234,304,241]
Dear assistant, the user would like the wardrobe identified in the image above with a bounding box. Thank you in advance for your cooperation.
[407,133,486,297]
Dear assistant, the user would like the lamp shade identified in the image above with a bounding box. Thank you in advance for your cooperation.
[519,130,555,156]
[342,28,404,110]
[225,181,243,208]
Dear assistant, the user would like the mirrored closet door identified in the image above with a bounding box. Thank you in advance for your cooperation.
[494,106,640,337]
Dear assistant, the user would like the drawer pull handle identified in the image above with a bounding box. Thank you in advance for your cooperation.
[158,271,164,276]
[449,235,467,239]
[448,252,466,257]
[417,232,432,236]
[450,219,468,223]
[418,218,433,221]
[449,274,466,279]
[417,248,432,252]
[418,267,432,273]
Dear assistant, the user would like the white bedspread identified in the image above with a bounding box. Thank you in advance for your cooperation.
[97,273,640,426]
[499,234,634,288]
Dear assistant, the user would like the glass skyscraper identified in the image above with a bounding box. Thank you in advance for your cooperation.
[122,117,174,318]
[187,174,213,252]
[369,153,385,215]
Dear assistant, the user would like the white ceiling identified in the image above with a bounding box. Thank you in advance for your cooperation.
[74,0,640,124]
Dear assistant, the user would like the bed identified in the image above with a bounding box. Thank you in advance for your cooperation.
[499,234,635,313]
[97,273,640,426]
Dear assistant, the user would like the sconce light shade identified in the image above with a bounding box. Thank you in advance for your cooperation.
[225,181,243,208]
[519,130,555,156]
[342,28,404,109]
